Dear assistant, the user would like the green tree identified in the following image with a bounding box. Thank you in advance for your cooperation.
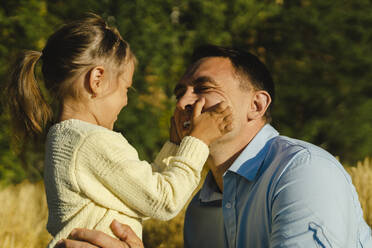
[0,0,58,185]
[1,0,371,185]
[259,0,372,162]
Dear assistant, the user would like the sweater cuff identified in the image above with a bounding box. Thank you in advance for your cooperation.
[175,136,209,171]
[154,141,179,166]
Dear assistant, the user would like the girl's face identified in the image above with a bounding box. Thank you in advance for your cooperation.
[113,61,135,110]
[99,61,134,129]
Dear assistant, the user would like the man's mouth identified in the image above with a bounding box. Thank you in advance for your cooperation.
[183,120,191,129]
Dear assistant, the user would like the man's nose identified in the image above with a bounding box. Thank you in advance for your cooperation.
[176,88,198,111]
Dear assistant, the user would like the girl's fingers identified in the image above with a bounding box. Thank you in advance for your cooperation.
[219,122,233,133]
[220,105,232,117]
[213,101,228,113]
[192,97,205,119]
[223,114,233,122]
[225,123,233,132]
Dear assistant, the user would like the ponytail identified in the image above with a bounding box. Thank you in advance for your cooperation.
[6,50,52,140]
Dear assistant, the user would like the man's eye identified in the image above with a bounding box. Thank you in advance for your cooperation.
[195,86,210,93]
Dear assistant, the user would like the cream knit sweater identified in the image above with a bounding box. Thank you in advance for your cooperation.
[44,119,209,247]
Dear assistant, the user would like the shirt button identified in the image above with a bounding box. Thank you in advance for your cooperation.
[225,202,232,209]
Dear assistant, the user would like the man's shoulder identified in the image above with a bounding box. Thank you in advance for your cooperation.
[264,135,351,188]
[263,135,347,183]
[262,136,365,248]
[270,135,338,164]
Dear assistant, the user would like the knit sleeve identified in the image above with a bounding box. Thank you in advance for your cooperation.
[75,131,209,220]
[152,141,179,172]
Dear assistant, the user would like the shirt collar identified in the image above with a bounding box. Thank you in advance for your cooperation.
[199,124,279,203]
[199,171,223,203]
[227,124,278,181]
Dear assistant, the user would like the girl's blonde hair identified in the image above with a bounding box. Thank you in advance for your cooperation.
[6,13,135,140]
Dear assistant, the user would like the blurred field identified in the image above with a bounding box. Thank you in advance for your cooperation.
[0,158,371,248]
[0,181,50,248]
[345,157,372,226]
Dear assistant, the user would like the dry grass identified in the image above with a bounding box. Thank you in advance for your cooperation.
[0,181,51,248]
[0,158,371,248]
[345,157,372,226]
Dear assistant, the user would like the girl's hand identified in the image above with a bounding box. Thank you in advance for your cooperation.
[189,98,233,146]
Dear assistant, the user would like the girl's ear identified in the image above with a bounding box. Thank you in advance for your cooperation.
[88,66,105,98]
[247,90,271,121]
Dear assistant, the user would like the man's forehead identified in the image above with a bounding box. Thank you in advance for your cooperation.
[176,76,219,89]
[178,57,233,85]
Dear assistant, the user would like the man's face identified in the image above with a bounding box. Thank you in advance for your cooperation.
[174,57,253,143]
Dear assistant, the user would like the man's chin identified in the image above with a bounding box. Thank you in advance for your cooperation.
[210,131,236,147]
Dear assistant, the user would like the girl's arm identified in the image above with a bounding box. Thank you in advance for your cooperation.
[75,131,208,220]
[152,141,179,172]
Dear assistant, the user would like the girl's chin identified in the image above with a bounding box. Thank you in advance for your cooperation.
[110,117,118,129]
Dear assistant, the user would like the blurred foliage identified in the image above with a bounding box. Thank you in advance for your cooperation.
[0,0,372,185]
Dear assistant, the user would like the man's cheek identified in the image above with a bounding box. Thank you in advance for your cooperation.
[203,97,224,112]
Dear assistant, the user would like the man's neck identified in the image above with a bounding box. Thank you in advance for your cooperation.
[207,121,266,191]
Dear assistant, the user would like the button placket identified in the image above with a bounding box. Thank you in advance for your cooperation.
[223,172,237,248]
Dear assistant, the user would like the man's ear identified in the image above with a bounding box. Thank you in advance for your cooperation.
[247,90,271,121]
[88,66,105,98]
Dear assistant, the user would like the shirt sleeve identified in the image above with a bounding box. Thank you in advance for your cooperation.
[270,151,359,248]
[75,131,209,221]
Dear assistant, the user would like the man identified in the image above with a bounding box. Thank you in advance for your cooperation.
[180,46,372,247]
[59,45,372,247]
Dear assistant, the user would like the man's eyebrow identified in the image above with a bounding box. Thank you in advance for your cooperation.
[173,84,184,95]
[192,76,218,86]
[173,76,218,95]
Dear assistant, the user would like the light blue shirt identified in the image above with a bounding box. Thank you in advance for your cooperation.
[184,124,372,248]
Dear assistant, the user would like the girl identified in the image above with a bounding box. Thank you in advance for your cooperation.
[6,14,232,247]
